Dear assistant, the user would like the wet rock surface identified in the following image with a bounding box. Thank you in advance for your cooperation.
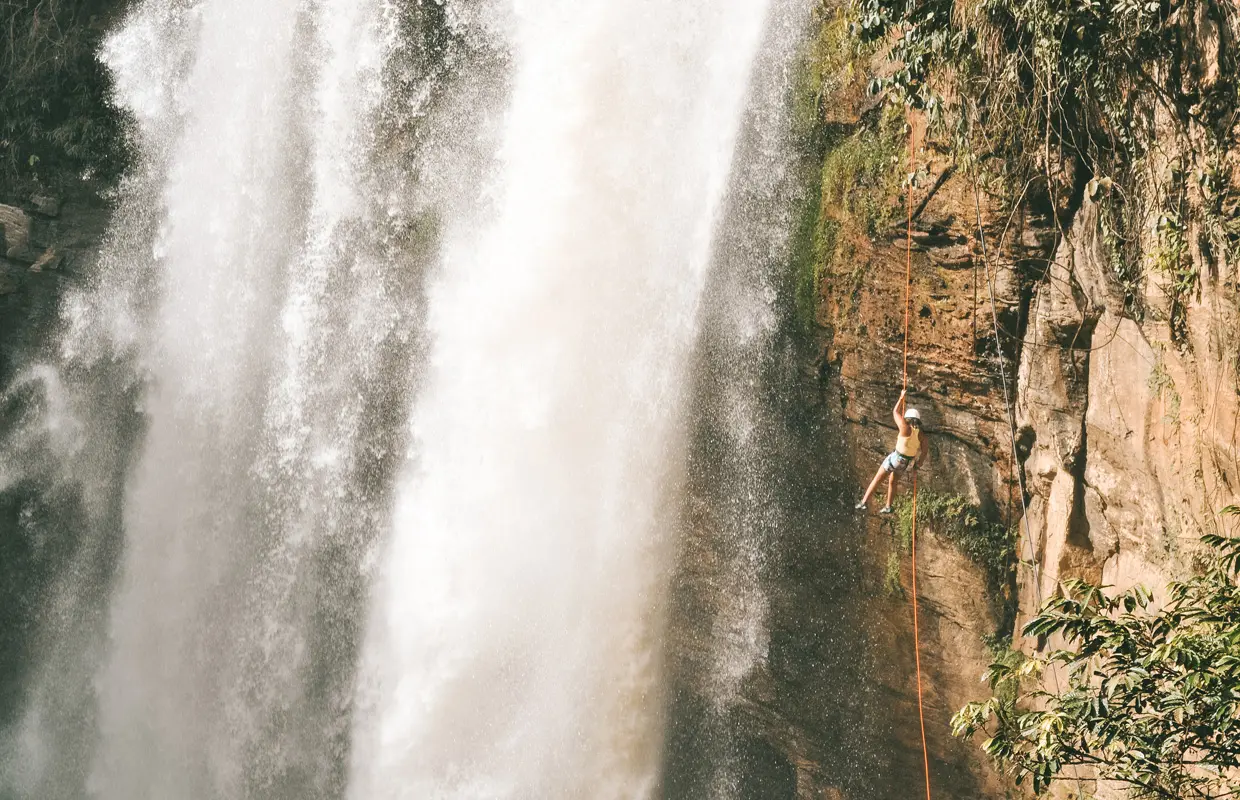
[0,188,112,385]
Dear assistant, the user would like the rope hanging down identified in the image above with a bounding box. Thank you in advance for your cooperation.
[904,128,933,800]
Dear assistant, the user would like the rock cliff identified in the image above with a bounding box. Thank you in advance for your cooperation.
[1,3,1238,799]
[708,2,1240,798]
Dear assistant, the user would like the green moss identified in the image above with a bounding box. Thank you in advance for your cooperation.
[893,491,1015,600]
[798,104,905,334]
[786,3,909,338]
[791,172,829,333]
[884,550,904,597]
[792,6,876,137]
[820,105,905,241]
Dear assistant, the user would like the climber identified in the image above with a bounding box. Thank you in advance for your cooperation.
[855,389,928,515]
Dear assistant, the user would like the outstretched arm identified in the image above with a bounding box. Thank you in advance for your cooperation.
[893,389,912,435]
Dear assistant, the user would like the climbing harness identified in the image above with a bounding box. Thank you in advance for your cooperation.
[903,128,933,800]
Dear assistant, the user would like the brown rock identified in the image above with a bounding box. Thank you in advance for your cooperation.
[0,203,34,261]
[30,193,61,218]
[29,247,61,273]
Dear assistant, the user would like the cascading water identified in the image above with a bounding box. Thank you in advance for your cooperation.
[0,0,809,797]
[346,2,773,796]
[5,0,420,795]
[661,1,813,794]
[87,1,406,796]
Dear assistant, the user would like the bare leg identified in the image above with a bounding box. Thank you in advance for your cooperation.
[859,466,888,506]
[884,472,897,508]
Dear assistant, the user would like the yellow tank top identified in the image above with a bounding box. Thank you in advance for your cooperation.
[896,429,920,458]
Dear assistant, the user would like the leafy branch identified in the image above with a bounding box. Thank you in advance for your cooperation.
[954,507,1240,798]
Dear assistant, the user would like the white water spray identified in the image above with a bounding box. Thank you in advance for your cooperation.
[49,0,407,796]
[0,0,788,796]
[347,1,771,797]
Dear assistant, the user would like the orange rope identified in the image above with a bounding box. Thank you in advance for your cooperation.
[911,472,931,800]
[903,140,913,390]
[904,123,932,800]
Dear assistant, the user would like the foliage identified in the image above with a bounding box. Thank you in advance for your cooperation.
[1098,184,1147,318]
[1147,343,1182,431]
[0,0,132,191]
[845,0,1240,346]
[820,104,907,240]
[953,516,1240,798]
[894,490,1015,596]
[1149,167,1198,343]
[850,0,1181,173]
[982,634,1027,713]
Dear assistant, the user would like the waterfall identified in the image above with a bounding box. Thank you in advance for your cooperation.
[346,2,772,796]
[5,0,418,795]
[0,0,791,797]
[87,0,402,796]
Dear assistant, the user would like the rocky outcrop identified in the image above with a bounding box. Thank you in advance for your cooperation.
[0,204,34,263]
[1016,191,1240,618]
[805,153,1049,797]
[1011,0,1240,634]
[0,190,110,373]
[742,3,1240,797]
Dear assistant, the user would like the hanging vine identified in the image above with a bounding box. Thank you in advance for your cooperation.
[847,0,1240,344]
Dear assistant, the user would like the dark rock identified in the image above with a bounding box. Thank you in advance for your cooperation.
[0,268,16,295]
[30,194,62,218]
[29,247,61,273]
[0,204,34,261]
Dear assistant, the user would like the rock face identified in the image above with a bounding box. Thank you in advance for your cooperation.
[797,148,1050,797]
[1011,190,1240,624]
[699,5,1240,798]
[0,192,110,383]
[0,204,34,262]
[777,158,1239,799]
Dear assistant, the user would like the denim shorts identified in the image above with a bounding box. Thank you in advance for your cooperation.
[882,451,914,474]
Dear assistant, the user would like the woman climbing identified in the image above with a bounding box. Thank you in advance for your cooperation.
[855,389,928,514]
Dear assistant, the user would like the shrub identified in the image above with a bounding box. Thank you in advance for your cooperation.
[954,525,1240,799]
[0,0,132,192]
[894,490,1015,598]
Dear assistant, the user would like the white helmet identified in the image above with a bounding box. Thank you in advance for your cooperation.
[904,408,921,421]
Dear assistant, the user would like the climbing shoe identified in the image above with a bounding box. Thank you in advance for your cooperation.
[878,505,894,516]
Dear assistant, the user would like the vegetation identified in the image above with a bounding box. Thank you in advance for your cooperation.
[800,105,907,332]
[1147,343,1183,432]
[819,105,907,242]
[847,0,1240,346]
[884,549,904,596]
[851,0,1191,162]
[893,490,1015,596]
[0,0,131,193]
[792,177,830,332]
[953,512,1240,798]
[788,4,910,335]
